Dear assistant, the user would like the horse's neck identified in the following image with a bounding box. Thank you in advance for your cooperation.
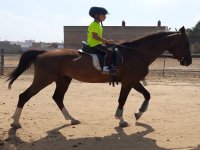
[137,36,171,65]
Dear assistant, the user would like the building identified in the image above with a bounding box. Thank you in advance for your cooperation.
[64,20,168,49]
[10,40,35,48]
[0,41,21,54]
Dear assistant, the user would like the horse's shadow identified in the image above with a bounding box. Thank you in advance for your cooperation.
[2,123,199,150]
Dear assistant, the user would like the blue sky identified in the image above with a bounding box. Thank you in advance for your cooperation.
[0,0,199,42]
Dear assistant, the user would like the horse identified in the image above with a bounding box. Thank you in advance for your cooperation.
[7,26,192,128]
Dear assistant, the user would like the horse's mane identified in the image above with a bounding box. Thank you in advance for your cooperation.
[120,31,179,47]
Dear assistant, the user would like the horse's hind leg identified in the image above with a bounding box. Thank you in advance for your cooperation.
[133,81,151,120]
[52,76,80,125]
[11,74,53,129]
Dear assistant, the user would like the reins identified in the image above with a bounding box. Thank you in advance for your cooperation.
[116,44,150,55]
[110,44,176,77]
[112,44,176,59]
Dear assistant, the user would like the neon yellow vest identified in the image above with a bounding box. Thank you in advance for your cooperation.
[87,21,103,47]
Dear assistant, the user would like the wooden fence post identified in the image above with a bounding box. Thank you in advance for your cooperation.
[0,48,4,76]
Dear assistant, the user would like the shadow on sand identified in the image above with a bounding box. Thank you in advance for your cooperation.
[1,122,199,150]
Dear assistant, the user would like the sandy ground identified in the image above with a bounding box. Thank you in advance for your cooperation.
[0,58,200,150]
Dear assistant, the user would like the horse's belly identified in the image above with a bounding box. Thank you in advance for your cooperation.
[68,72,109,83]
[63,61,109,83]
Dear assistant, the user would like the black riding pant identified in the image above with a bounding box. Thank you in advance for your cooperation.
[92,45,113,68]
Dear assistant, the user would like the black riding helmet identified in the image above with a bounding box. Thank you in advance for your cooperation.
[89,7,109,18]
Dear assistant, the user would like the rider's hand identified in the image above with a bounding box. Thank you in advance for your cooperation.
[105,40,115,44]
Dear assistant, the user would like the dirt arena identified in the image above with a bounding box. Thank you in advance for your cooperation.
[0,58,200,150]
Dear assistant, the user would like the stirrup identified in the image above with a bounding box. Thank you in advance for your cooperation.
[101,66,110,74]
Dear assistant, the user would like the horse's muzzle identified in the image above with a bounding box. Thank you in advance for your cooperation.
[180,56,192,66]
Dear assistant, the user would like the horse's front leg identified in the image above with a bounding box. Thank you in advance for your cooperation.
[133,81,151,120]
[115,83,132,127]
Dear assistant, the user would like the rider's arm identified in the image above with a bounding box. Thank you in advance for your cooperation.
[92,32,114,44]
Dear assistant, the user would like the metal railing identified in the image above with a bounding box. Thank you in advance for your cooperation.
[0,49,200,76]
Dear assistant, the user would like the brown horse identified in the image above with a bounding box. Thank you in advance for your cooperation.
[7,26,192,128]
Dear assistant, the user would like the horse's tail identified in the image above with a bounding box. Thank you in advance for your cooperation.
[7,50,46,89]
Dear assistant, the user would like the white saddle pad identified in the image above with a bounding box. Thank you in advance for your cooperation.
[78,49,101,71]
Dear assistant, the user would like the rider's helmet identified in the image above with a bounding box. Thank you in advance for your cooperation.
[89,7,109,20]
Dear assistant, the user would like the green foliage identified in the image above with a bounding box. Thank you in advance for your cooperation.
[50,43,58,48]
[187,20,200,37]
[186,20,200,47]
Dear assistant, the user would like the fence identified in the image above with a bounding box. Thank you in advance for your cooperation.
[0,49,22,76]
[0,49,200,77]
[0,49,4,75]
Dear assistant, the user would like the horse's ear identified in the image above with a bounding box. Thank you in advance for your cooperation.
[179,26,185,36]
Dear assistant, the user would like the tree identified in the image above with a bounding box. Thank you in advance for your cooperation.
[187,20,200,53]
[50,43,58,48]
[187,20,200,37]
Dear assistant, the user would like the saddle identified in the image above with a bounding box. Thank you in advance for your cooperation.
[78,41,123,86]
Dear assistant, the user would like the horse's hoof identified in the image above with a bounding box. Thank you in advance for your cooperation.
[134,113,142,120]
[71,120,81,125]
[10,123,21,129]
[0,139,4,145]
[119,121,129,128]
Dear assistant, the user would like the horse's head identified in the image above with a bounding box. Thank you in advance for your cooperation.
[167,26,192,66]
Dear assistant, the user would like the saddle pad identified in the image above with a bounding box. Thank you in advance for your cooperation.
[78,49,101,71]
